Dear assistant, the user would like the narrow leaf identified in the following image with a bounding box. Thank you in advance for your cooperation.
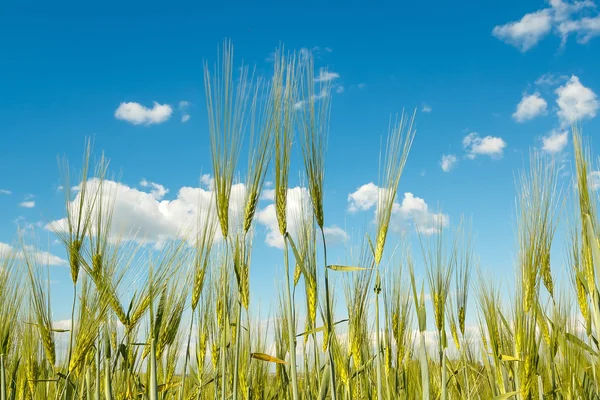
[327,265,371,272]
[250,352,288,364]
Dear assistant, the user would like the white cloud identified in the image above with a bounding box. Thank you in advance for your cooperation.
[440,154,458,172]
[0,242,67,266]
[114,101,173,125]
[393,193,449,235]
[200,174,214,190]
[19,201,35,208]
[357,83,366,89]
[493,1,600,51]
[315,68,340,82]
[555,75,599,126]
[335,85,345,94]
[347,185,448,235]
[139,179,169,200]
[422,104,432,113]
[347,182,379,213]
[255,186,348,249]
[591,170,600,190]
[557,15,600,43]
[463,132,507,159]
[179,101,189,109]
[492,9,553,52]
[542,130,569,153]
[46,178,244,247]
[181,114,190,123]
[261,189,275,201]
[513,93,548,122]
[323,226,349,245]
[0,189,11,195]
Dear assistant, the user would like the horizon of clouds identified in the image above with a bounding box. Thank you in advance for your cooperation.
[493,0,600,52]
[43,176,350,251]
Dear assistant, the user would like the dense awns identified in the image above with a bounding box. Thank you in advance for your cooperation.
[2,43,600,400]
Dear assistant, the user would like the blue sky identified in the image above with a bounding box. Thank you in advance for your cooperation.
[1,0,600,323]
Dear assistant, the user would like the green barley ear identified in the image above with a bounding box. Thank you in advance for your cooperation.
[243,78,275,234]
[299,51,330,230]
[22,245,56,368]
[455,216,473,336]
[204,40,252,239]
[515,149,560,312]
[374,111,416,266]
[273,48,297,236]
[51,138,98,285]
[192,193,217,311]
[573,126,599,292]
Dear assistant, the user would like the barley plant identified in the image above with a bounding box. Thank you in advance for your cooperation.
[3,40,600,400]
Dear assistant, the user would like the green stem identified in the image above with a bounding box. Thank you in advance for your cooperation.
[149,338,158,400]
[104,331,113,400]
[462,336,470,400]
[375,270,382,400]
[67,282,77,372]
[95,337,101,400]
[232,301,242,400]
[283,236,300,400]
[220,320,226,400]
[180,311,196,400]
[0,354,6,400]
[86,367,92,400]
[320,227,337,400]
[419,331,430,400]
[441,345,447,400]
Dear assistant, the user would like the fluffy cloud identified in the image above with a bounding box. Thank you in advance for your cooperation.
[422,104,432,113]
[440,154,458,172]
[347,182,379,213]
[393,193,449,235]
[139,179,169,200]
[542,130,569,153]
[115,102,173,125]
[0,189,11,195]
[555,76,599,126]
[493,0,600,51]
[19,201,35,208]
[463,133,507,159]
[492,9,553,52]
[46,178,346,250]
[255,186,348,249]
[46,178,242,247]
[513,93,548,122]
[347,184,448,235]
[0,242,66,266]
